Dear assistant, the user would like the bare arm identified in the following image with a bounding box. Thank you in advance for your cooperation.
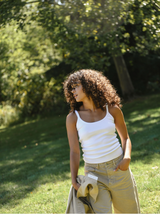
[109,105,131,171]
[66,112,81,190]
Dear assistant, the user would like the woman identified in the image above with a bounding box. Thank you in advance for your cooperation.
[63,69,140,213]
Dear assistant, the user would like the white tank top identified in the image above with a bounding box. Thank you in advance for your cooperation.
[75,105,123,164]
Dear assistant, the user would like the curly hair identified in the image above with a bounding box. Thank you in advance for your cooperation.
[63,69,122,111]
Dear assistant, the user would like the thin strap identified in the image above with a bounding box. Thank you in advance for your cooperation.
[75,110,80,119]
[106,104,108,115]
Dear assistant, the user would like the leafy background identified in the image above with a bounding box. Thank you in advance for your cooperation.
[0,0,160,126]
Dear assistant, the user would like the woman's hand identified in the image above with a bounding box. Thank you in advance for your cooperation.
[72,182,81,191]
[114,158,131,171]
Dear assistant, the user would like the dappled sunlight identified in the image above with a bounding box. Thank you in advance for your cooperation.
[127,115,160,134]
[126,109,160,123]
[124,96,160,141]
[0,115,70,210]
[130,152,160,213]
[1,94,160,212]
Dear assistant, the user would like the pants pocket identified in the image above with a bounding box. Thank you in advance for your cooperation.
[84,163,98,175]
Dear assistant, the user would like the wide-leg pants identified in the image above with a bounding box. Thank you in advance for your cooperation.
[84,155,140,213]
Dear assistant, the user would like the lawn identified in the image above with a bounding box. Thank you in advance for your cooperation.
[0,94,160,213]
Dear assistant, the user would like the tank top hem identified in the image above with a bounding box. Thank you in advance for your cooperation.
[83,147,123,164]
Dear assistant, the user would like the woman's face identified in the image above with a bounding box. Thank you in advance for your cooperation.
[71,83,87,102]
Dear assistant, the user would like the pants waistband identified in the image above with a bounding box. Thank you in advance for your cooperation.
[85,154,123,168]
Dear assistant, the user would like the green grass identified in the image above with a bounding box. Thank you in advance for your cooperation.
[0,94,160,213]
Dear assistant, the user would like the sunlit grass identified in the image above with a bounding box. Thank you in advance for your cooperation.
[0,94,160,213]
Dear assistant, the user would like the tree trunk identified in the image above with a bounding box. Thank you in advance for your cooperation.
[113,54,135,97]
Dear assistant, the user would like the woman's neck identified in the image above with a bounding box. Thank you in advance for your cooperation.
[82,99,97,112]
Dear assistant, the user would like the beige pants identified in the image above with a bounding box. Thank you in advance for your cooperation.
[85,155,140,213]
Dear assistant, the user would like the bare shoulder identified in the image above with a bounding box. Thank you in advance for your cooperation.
[108,105,124,119]
[66,112,77,125]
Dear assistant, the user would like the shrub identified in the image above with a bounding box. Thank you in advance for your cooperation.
[0,102,21,127]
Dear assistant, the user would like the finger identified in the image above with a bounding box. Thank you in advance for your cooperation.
[114,165,119,172]
[73,183,80,191]
[76,183,81,190]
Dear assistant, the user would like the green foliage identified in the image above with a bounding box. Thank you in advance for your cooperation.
[1,0,159,57]
[49,0,160,57]
[0,74,65,126]
[13,73,65,117]
[14,73,45,116]
[53,0,131,34]
[61,33,111,71]
[0,103,21,127]
[0,0,160,117]
[0,0,25,27]
[0,18,63,118]
[120,0,160,55]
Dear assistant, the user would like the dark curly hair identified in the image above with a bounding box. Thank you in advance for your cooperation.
[63,69,122,111]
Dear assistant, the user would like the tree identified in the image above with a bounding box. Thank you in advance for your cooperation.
[51,0,160,97]
[52,0,136,97]
[0,0,160,97]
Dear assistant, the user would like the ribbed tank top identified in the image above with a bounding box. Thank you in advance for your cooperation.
[75,105,123,164]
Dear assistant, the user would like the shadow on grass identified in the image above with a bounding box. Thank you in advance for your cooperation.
[124,94,160,164]
[122,93,160,115]
[0,94,160,208]
[0,115,72,207]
